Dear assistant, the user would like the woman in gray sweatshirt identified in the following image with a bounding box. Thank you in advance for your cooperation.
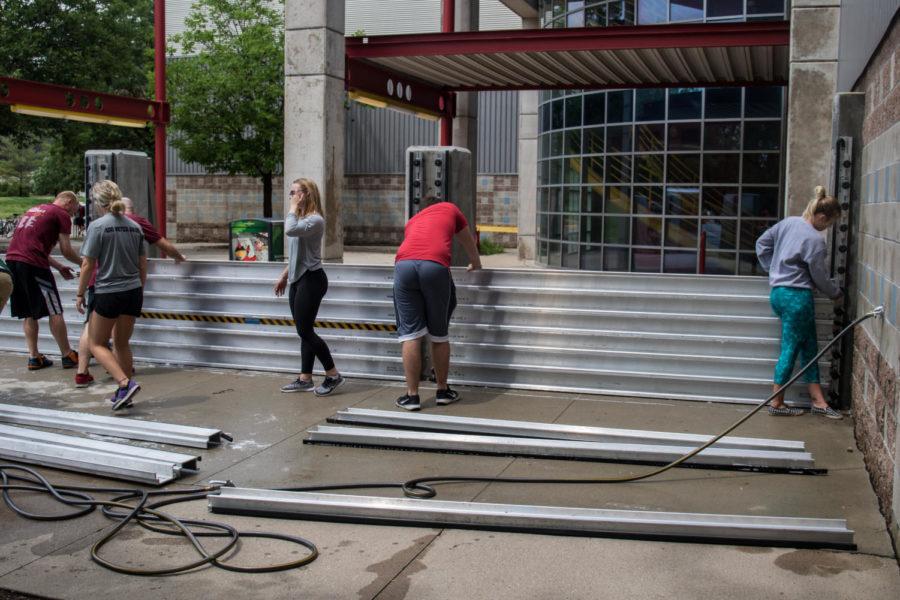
[273,178,344,396]
[755,186,843,419]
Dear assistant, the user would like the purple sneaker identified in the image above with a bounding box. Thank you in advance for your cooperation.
[111,379,141,411]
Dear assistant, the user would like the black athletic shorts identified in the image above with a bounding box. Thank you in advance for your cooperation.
[83,286,96,323]
[7,260,63,319]
[93,287,143,319]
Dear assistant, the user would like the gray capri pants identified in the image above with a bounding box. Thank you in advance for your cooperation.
[393,259,457,342]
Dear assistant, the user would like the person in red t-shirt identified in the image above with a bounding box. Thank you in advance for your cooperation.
[72,196,186,388]
[393,200,481,411]
[5,191,82,370]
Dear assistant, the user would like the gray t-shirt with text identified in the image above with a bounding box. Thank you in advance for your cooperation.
[80,213,145,293]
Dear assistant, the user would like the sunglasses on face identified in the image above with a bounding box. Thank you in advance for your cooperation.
[289,189,308,196]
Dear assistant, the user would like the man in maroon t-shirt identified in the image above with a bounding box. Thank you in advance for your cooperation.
[393,200,481,411]
[73,197,186,387]
[5,191,82,370]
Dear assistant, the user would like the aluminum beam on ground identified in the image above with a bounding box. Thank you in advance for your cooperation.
[0,424,199,485]
[304,426,818,472]
[208,488,855,550]
[0,404,227,449]
[328,409,806,452]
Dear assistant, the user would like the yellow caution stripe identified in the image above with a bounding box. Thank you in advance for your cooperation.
[139,311,396,332]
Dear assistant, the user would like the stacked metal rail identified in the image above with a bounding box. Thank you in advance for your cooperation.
[0,260,833,404]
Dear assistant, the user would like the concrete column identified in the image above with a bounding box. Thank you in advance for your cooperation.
[784,1,842,216]
[517,16,540,262]
[284,0,345,260]
[453,1,479,223]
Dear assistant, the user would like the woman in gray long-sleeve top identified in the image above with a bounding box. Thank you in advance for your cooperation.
[273,178,344,396]
[755,186,843,419]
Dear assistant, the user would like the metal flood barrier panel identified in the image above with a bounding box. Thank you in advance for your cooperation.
[0,424,200,485]
[208,488,856,550]
[0,403,228,449]
[303,426,818,473]
[0,260,835,405]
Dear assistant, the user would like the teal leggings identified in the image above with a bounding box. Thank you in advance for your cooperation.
[770,287,820,385]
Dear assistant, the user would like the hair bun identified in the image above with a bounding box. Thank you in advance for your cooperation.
[814,185,826,200]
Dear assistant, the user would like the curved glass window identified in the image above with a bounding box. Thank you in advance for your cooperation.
[536,1,786,274]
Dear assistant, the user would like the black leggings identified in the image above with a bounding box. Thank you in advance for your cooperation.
[288,269,335,374]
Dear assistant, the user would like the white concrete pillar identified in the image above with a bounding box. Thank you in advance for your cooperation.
[284,0,345,260]
[784,1,842,216]
[517,16,540,262]
[453,1,479,224]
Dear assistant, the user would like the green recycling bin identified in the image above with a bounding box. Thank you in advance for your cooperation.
[229,218,284,262]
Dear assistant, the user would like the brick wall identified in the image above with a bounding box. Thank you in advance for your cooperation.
[852,13,900,548]
[476,175,518,248]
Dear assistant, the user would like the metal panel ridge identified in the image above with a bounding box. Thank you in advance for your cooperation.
[329,409,806,452]
[208,489,855,549]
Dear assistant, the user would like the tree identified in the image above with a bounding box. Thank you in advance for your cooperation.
[167,0,284,218]
[0,137,41,196]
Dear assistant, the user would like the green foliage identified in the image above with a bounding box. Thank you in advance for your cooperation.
[478,237,507,256]
[0,196,51,219]
[0,137,41,196]
[167,0,284,216]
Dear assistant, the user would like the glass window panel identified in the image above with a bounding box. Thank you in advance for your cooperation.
[666,154,700,183]
[549,187,562,212]
[583,126,604,154]
[584,93,605,125]
[562,243,579,268]
[747,0,785,15]
[565,95,582,128]
[582,185,604,212]
[632,248,661,272]
[539,160,549,185]
[551,131,563,156]
[605,185,631,213]
[707,0,743,17]
[703,252,737,275]
[567,2,585,27]
[664,250,698,273]
[606,155,633,183]
[607,90,633,123]
[604,217,631,244]
[565,156,582,183]
[565,129,582,155]
[668,88,702,120]
[541,133,551,157]
[564,215,579,242]
[633,216,662,246]
[638,0,667,24]
[538,187,549,212]
[539,212,550,238]
[550,158,563,183]
[549,213,562,240]
[667,122,702,150]
[633,186,663,214]
[564,187,581,212]
[745,87,782,118]
[665,187,700,216]
[581,215,604,243]
[704,122,741,150]
[635,88,665,121]
[634,154,664,183]
[703,154,740,183]
[603,246,629,271]
[700,219,737,250]
[741,187,779,218]
[739,219,774,250]
[538,240,548,262]
[551,98,564,129]
[548,242,561,266]
[636,123,665,151]
[583,155,604,184]
[606,125,633,153]
[608,0,635,26]
[541,102,551,130]
[665,218,698,247]
[670,0,702,22]
[738,252,766,276]
[702,187,739,217]
[580,245,603,270]
[705,87,742,118]
[742,153,780,184]
[744,121,781,150]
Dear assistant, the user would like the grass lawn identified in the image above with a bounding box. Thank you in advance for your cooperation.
[0,196,52,219]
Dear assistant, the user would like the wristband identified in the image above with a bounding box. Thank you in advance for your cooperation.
[76,294,84,298]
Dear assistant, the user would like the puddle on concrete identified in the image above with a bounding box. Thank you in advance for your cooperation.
[774,549,884,576]
[357,533,435,599]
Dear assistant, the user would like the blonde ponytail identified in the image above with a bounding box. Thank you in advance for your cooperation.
[802,185,840,221]
[110,200,126,214]
[90,180,124,214]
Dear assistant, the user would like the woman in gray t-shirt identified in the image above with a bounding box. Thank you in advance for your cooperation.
[75,180,145,410]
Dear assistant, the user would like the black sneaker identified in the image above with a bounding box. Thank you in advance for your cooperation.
[61,350,79,369]
[435,386,460,406]
[314,374,346,397]
[395,394,421,411]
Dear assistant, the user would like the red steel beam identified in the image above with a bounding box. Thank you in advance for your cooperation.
[439,0,455,146]
[0,76,169,125]
[346,20,789,59]
[345,58,452,118]
[154,0,167,238]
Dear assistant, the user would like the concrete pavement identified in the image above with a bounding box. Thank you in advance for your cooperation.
[0,352,897,599]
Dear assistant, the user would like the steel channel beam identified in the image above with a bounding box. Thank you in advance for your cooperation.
[208,488,855,550]
[328,409,806,452]
[304,426,817,471]
[0,404,225,449]
[0,424,199,485]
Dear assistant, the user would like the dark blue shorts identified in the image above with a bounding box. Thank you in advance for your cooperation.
[393,260,456,342]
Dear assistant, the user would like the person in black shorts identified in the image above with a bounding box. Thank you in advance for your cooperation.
[75,180,145,410]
